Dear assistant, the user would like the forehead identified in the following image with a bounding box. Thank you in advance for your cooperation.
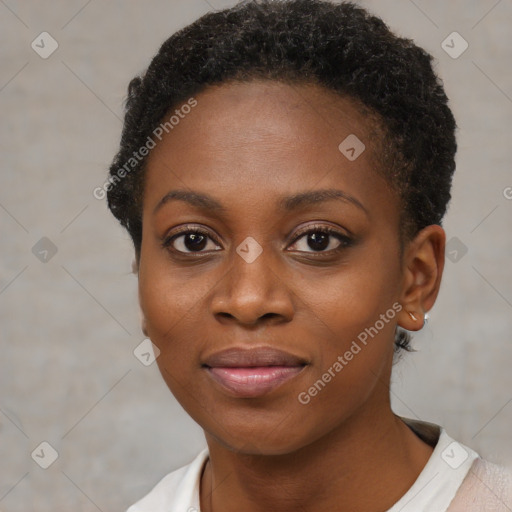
[143,80,396,222]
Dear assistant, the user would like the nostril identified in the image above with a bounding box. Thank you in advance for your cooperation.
[261,312,279,320]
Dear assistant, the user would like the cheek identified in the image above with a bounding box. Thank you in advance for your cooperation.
[137,247,225,390]
[301,276,398,389]
[139,273,194,335]
[295,256,399,343]
[292,269,400,440]
[138,266,209,407]
[137,237,211,334]
[138,269,209,359]
[293,248,400,399]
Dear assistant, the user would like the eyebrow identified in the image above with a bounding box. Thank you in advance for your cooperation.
[153,188,369,216]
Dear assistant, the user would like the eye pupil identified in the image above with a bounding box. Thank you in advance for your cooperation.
[308,232,329,251]
[185,233,207,251]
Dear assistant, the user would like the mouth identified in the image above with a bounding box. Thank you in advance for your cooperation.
[202,346,309,398]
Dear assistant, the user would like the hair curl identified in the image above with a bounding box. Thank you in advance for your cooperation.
[106,0,457,353]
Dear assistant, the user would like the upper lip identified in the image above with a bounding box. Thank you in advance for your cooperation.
[202,346,308,368]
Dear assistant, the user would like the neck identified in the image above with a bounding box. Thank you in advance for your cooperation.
[200,403,434,512]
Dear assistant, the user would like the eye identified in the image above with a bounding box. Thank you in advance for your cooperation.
[289,225,353,254]
[162,227,222,254]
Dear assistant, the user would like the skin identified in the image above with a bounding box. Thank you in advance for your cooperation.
[136,80,446,512]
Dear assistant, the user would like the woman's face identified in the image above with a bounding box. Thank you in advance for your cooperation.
[138,80,407,455]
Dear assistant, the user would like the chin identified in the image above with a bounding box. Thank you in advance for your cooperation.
[203,411,318,456]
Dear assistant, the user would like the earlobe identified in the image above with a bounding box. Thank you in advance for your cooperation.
[399,308,426,331]
[397,225,445,331]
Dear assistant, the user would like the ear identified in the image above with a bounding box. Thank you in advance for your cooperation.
[397,224,446,332]
[132,257,149,337]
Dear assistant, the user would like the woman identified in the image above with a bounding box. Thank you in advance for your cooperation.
[106,1,512,510]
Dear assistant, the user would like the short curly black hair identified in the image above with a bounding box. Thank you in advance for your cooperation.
[106,0,457,354]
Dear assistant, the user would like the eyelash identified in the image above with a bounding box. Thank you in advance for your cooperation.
[161,224,354,258]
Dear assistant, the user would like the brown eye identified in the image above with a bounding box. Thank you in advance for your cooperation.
[289,226,353,254]
[163,228,222,254]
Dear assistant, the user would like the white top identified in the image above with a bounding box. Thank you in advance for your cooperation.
[126,418,512,512]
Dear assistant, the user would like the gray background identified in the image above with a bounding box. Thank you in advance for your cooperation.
[1,0,511,510]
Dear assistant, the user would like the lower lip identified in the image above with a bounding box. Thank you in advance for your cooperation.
[205,365,306,398]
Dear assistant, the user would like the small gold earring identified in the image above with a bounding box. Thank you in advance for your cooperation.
[408,311,418,322]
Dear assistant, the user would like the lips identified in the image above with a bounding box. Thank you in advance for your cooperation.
[203,346,308,368]
[202,346,309,398]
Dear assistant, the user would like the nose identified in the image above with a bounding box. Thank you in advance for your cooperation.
[209,242,295,326]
